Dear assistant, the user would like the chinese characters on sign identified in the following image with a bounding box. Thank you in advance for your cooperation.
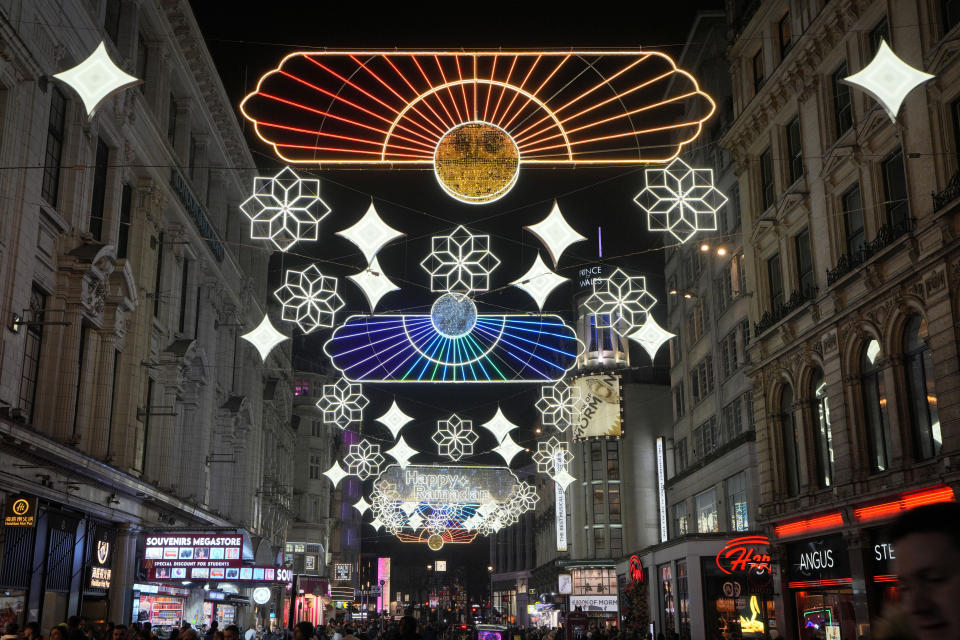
[3,495,37,527]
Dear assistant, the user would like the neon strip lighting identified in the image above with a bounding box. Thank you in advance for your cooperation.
[774,512,844,539]
[853,485,955,522]
[873,575,898,583]
[786,578,852,589]
[349,55,446,137]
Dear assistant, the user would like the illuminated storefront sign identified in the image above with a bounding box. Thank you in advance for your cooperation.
[334,563,352,581]
[87,526,114,590]
[3,494,37,527]
[147,565,292,582]
[716,536,771,576]
[569,595,618,613]
[572,373,622,439]
[377,557,391,612]
[785,535,851,589]
[143,532,243,575]
[656,437,667,542]
[629,555,644,584]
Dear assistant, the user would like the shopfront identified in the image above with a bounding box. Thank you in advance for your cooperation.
[569,568,618,628]
[783,534,855,640]
[292,578,328,628]
[132,583,191,629]
[702,537,776,640]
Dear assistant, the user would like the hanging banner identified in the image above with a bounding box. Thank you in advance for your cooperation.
[572,373,622,439]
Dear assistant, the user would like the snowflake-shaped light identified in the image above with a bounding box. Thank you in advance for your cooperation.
[535,381,583,432]
[584,267,657,336]
[532,436,573,475]
[53,42,140,117]
[426,510,451,536]
[344,440,385,480]
[336,201,405,265]
[274,265,344,334]
[628,314,676,361]
[240,167,331,252]
[432,414,478,462]
[420,225,500,293]
[316,378,369,428]
[634,157,726,243]
[512,482,538,514]
[843,40,934,122]
[511,253,569,310]
[240,314,288,361]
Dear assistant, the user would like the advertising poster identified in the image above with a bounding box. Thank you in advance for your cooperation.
[572,373,622,439]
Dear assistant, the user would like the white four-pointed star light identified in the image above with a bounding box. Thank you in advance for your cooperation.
[525,201,587,267]
[628,314,676,361]
[584,267,658,336]
[323,462,348,487]
[353,497,371,515]
[316,378,369,428]
[336,200,405,265]
[386,436,418,468]
[274,265,344,334]
[420,225,500,293]
[511,253,569,310]
[535,381,584,432]
[53,42,140,117]
[368,517,384,531]
[240,314,289,361]
[240,167,330,252]
[375,400,414,439]
[432,414,479,461]
[344,440,385,480]
[554,469,576,491]
[481,407,519,443]
[635,158,727,243]
[843,40,934,122]
[347,256,400,312]
[493,433,525,465]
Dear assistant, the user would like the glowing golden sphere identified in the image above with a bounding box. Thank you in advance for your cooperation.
[433,122,520,204]
[427,534,445,550]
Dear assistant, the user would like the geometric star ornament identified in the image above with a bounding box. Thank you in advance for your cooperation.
[492,433,525,465]
[842,39,934,122]
[635,157,726,243]
[420,225,500,293]
[323,462,349,487]
[628,314,675,361]
[316,378,369,429]
[532,436,573,475]
[432,414,478,462]
[353,497,371,515]
[344,440,385,480]
[273,265,345,334]
[524,201,587,267]
[347,256,400,312]
[385,436,418,468]
[336,201,405,265]
[240,314,289,361]
[535,381,583,432]
[511,253,568,310]
[375,400,414,439]
[240,167,331,252]
[53,42,140,117]
[584,268,657,336]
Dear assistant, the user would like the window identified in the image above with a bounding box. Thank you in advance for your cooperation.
[89,137,109,241]
[811,370,835,488]
[787,116,803,183]
[609,526,623,557]
[778,13,792,58]
[593,526,606,555]
[760,147,775,210]
[946,0,960,33]
[767,253,783,310]
[729,183,741,230]
[882,148,910,230]
[717,266,733,312]
[137,35,149,93]
[673,502,689,537]
[309,455,322,480]
[675,439,688,473]
[676,560,690,639]
[903,315,941,460]
[673,383,685,418]
[178,260,190,333]
[42,88,67,206]
[733,252,746,296]
[870,17,890,56]
[593,486,606,524]
[780,384,800,497]
[18,286,46,422]
[720,330,738,378]
[721,397,743,442]
[690,298,709,341]
[752,49,765,93]
[660,564,675,634]
[670,332,682,367]
[739,319,751,353]
[590,440,604,480]
[117,184,132,259]
[167,94,177,147]
[609,486,621,524]
[696,488,718,533]
[795,228,814,295]
[843,183,865,258]
[694,418,719,459]
[727,472,749,531]
[189,135,200,179]
[861,339,891,473]
[311,422,322,438]
[153,232,164,317]
[104,0,122,44]
[690,356,714,405]
[606,441,620,480]
[832,62,854,137]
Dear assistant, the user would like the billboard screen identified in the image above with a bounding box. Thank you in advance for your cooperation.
[572,373,622,439]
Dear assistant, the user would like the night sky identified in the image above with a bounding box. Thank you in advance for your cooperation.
[188,1,722,586]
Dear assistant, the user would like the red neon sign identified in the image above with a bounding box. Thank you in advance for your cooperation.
[629,554,644,584]
[853,485,955,523]
[773,512,843,538]
[716,536,771,575]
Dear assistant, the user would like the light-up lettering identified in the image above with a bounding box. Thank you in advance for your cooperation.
[874,543,896,561]
[716,536,772,575]
[798,549,834,571]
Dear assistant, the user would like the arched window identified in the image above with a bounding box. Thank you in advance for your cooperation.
[903,315,941,460]
[861,339,891,472]
[780,385,800,496]
[810,370,834,488]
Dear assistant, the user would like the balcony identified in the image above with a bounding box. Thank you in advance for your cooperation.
[755,286,818,336]
[826,218,915,286]
[933,169,960,211]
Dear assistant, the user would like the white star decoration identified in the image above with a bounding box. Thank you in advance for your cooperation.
[481,407,520,443]
[353,497,371,515]
[53,42,140,117]
[336,201,405,265]
[347,256,400,311]
[525,201,587,267]
[535,381,583,432]
[240,167,330,252]
[635,158,726,243]
[316,378,369,428]
[493,434,525,465]
[386,437,418,468]
[375,400,414,439]
[628,314,675,361]
[511,254,569,310]
[553,469,576,491]
[584,268,657,336]
[843,40,934,122]
[421,225,500,293]
[323,462,348,487]
[344,440,385,480]
[432,414,478,461]
[240,314,288,361]
[274,265,344,334]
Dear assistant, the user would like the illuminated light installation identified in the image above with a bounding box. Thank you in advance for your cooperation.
[492,434,525,465]
[511,253,568,310]
[323,461,349,487]
[240,51,716,204]
[274,265,344,333]
[344,440,385,480]
[375,400,414,439]
[525,201,587,267]
[385,436,418,468]
[353,497,371,515]
[535,381,583,432]
[335,201,404,265]
[533,436,575,490]
[347,257,400,311]
[842,40,934,122]
[628,314,675,361]
[316,378,369,428]
[584,268,657,336]
[239,167,330,252]
[773,511,844,539]
[53,42,140,117]
[432,414,478,462]
[240,314,289,361]
[634,157,726,243]
[421,226,500,293]
[481,407,520,442]
[852,485,955,522]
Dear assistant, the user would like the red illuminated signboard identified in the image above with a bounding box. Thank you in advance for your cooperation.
[716,536,772,576]
[628,555,644,584]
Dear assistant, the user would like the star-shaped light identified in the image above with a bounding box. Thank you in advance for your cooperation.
[375,400,414,439]
[432,414,478,462]
[512,482,539,513]
[274,265,344,334]
[53,42,140,117]
[240,314,289,361]
[347,256,400,312]
[554,469,576,491]
[240,167,330,252]
[369,517,384,531]
[843,40,934,122]
[316,378,369,428]
[493,434,525,465]
[344,440,385,480]
[535,381,583,432]
[628,314,676,361]
[524,201,587,267]
[584,267,657,336]
[336,201,405,265]
[511,254,569,310]
[353,497,371,515]
[635,158,726,243]
[481,407,519,443]
[386,437,418,468]
[323,462,348,487]
[420,225,500,293]
[532,436,574,475]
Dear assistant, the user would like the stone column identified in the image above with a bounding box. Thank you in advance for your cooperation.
[108,523,142,625]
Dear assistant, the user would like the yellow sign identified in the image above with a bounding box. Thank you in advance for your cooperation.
[572,374,622,439]
[738,595,765,635]
[4,495,36,527]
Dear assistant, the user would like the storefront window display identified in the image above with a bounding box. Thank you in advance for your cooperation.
[701,556,775,640]
[786,535,855,640]
[676,562,690,640]
[659,564,674,636]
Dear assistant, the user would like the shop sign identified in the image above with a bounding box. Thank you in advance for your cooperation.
[570,595,618,612]
[147,564,292,582]
[558,574,572,594]
[206,591,226,601]
[716,536,771,576]
[629,555,644,584]
[252,587,271,605]
[334,563,352,581]
[869,530,897,578]
[435,560,446,572]
[3,494,37,527]
[143,532,243,572]
[786,534,851,582]
[87,526,114,590]
[571,373,622,439]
